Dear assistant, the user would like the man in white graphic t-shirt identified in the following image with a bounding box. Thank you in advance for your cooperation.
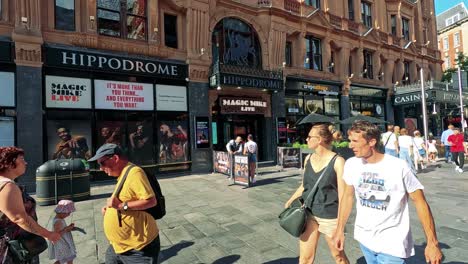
[333,121,442,264]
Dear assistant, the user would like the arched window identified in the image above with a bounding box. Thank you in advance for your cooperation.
[212,18,262,68]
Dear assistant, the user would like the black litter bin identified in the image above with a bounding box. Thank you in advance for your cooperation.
[36,159,90,206]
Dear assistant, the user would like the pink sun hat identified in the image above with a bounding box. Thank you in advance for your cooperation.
[55,200,76,214]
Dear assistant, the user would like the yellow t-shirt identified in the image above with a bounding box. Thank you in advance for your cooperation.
[103,163,159,253]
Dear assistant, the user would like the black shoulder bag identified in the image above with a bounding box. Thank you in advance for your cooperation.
[278,155,338,237]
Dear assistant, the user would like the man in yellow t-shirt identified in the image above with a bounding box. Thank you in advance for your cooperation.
[88,144,159,263]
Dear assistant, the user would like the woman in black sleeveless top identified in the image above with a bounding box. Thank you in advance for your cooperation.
[285,124,349,264]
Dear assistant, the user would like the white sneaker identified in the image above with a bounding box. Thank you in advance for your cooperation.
[458,168,464,173]
[455,166,460,171]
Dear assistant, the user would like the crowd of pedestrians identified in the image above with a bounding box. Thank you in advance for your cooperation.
[1,119,457,264]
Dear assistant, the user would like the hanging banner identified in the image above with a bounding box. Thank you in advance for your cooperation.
[156,84,187,111]
[277,147,301,169]
[94,80,154,110]
[233,155,249,186]
[277,117,287,144]
[213,151,232,176]
[0,72,15,107]
[45,75,92,109]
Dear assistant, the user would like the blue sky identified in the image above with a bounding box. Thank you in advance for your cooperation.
[436,0,468,15]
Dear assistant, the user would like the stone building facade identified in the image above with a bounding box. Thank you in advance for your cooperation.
[0,0,441,189]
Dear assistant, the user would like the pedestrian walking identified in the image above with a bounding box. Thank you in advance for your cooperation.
[441,125,454,163]
[88,144,160,264]
[243,134,258,183]
[285,124,349,264]
[0,147,61,264]
[448,127,465,173]
[333,121,443,264]
[397,128,416,174]
[381,124,399,157]
[427,136,438,163]
[412,130,427,171]
[48,200,76,264]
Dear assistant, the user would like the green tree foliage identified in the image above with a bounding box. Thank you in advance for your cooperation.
[442,52,468,82]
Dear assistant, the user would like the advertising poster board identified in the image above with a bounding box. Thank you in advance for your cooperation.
[156,84,187,111]
[233,155,249,186]
[45,75,92,109]
[128,121,154,165]
[213,151,232,176]
[95,80,154,110]
[277,147,301,169]
[157,120,189,164]
[46,120,92,160]
[277,117,287,144]
[195,117,210,149]
[97,121,125,148]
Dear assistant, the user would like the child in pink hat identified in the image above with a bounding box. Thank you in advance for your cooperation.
[48,200,77,264]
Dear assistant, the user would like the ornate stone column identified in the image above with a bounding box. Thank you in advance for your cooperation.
[12,0,44,191]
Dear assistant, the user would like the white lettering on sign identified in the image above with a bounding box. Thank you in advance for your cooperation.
[95,80,154,110]
[61,51,180,77]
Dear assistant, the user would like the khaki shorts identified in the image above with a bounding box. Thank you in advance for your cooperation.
[306,211,338,238]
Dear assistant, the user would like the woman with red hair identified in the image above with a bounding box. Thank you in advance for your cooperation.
[0,147,60,263]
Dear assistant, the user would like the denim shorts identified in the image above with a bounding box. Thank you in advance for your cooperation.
[360,243,406,264]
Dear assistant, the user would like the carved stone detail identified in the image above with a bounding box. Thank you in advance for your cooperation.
[70,34,99,49]
[190,65,210,81]
[14,42,42,67]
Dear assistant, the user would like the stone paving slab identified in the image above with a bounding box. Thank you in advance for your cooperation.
[35,162,468,263]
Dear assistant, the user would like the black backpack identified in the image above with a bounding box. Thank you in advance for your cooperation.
[115,165,166,223]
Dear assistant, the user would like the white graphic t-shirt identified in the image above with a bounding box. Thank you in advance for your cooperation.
[343,155,424,258]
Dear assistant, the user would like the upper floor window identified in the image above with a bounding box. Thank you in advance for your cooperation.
[363,50,373,79]
[401,17,410,41]
[454,32,461,47]
[391,15,397,36]
[444,57,451,69]
[403,61,410,84]
[97,0,147,40]
[443,37,449,50]
[329,51,335,73]
[348,0,354,21]
[361,2,372,28]
[305,36,322,71]
[285,41,292,67]
[164,14,178,48]
[212,18,262,68]
[305,0,320,8]
[446,14,460,27]
[55,0,75,31]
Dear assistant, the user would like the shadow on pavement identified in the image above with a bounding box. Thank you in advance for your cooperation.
[262,257,299,263]
[249,174,301,188]
[356,257,366,263]
[212,255,241,264]
[159,240,194,262]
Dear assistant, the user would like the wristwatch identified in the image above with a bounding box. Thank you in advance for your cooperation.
[123,202,129,211]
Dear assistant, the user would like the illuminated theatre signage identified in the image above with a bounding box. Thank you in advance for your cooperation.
[46,47,188,79]
[220,97,268,114]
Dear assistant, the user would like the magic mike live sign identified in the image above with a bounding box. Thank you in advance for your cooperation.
[46,47,188,79]
[220,97,268,114]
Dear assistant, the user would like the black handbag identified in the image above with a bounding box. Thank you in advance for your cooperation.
[7,233,48,263]
[278,155,338,237]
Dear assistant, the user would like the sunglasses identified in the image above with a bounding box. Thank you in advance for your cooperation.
[97,155,114,167]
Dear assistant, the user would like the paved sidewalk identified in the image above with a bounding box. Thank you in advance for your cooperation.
[36,162,468,264]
